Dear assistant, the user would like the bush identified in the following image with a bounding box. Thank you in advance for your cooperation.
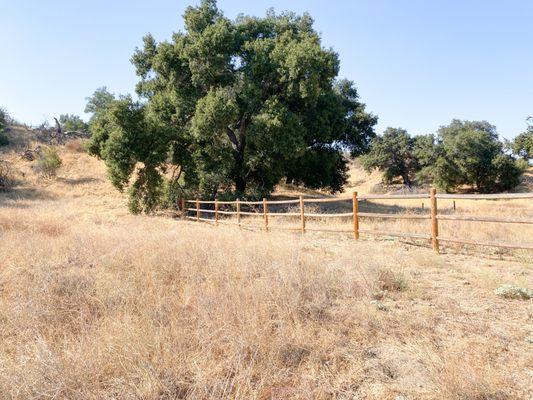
[494,284,532,300]
[59,114,88,132]
[0,160,15,189]
[0,107,8,131]
[37,147,62,177]
[0,131,9,147]
[492,154,524,191]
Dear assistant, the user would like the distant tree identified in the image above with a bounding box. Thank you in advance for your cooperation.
[88,0,377,212]
[58,114,88,132]
[431,120,523,192]
[412,134,439,183]
[85,87,115,115]
[360,128,416,186]
[362,120,524,193]
[509,118,533,160]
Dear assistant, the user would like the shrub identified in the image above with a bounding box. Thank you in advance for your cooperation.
[59,114,88,132]
[492,154,524,191]
[494,284,532,300]
[0,131,9,147]
[0,107,8,131]
[0,160,15,189]
[37,147,62,177]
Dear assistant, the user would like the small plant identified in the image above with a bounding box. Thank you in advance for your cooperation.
[37,147,62,177]
[0,131,9,147]
[0,160,15,189]
[376,268,408,292]
[494,284,532,300]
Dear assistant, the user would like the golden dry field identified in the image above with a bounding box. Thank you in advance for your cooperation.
[0,126,532,399]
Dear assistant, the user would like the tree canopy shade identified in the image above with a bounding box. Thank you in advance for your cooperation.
[87,0,377,213]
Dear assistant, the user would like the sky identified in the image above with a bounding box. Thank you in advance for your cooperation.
[1,0,532,139]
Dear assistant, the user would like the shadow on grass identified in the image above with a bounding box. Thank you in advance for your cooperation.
[0,186,57,208]
[57,177,99,185]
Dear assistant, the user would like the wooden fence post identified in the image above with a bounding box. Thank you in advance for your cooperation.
[196,198,200,222]
[430,188,439,253]
[181,197,185,214]
[263,198,269,232]
[299,195,305,234]
[214,199,219,226]
[236,198,241,228]
[353,191,359,240]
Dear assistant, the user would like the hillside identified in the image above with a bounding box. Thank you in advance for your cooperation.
[0,126,532,399]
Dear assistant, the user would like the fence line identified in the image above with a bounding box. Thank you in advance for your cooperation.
[181,190,533,253]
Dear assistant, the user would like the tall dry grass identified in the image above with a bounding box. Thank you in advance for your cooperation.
[0,133,532,398]
[0,210,531,399]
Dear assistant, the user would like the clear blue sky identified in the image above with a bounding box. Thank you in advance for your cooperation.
[1,0,532,139]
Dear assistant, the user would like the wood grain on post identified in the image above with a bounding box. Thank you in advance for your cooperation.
[214,199,219,226]
[196,199,200,222]
[430,188,439,253]
[236,198,241,228]
[299,195,305,234]
[263,198,269,232]
[353,191,359,240]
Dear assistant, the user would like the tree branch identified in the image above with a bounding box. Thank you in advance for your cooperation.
[226,126,239,150]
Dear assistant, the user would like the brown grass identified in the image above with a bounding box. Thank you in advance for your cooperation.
[0,129,532,399]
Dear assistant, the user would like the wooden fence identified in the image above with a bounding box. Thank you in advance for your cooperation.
[181,189,533,253]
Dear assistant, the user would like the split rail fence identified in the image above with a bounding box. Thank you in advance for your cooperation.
[182,189,533,253]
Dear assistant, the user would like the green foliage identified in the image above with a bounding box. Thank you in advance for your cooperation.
[363,120,524,192]
[85,87,115,115]
[492,154,524,191]
[0,132,8,147]
[87,0,376,212]
[431,120,523,192]
[0,107,8,131]
[509,121,533,160]
[360,128,416,186]
[0,108,10,146]
[37,147,62,177]
[59,114,88,132]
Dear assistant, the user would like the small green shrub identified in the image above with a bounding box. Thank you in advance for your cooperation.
[37,147,62,177]
[0,161,15,189]
[494,284,532,300]
[0,131,9,147]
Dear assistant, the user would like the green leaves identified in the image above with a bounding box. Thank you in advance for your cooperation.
[87,0,376,212]
[361,128,415,186]
[364,120,525,193]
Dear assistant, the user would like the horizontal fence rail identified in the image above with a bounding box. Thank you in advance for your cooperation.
[181,190,533,253]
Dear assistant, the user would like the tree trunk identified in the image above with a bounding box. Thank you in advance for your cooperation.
[235,174,246,193]
[402,174,412,188]
[228,116,249,195]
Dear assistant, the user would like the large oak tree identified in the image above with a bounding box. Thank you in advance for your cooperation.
[88,0,377,212]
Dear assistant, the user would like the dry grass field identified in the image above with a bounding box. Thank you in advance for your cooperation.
[1,126,532,399]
